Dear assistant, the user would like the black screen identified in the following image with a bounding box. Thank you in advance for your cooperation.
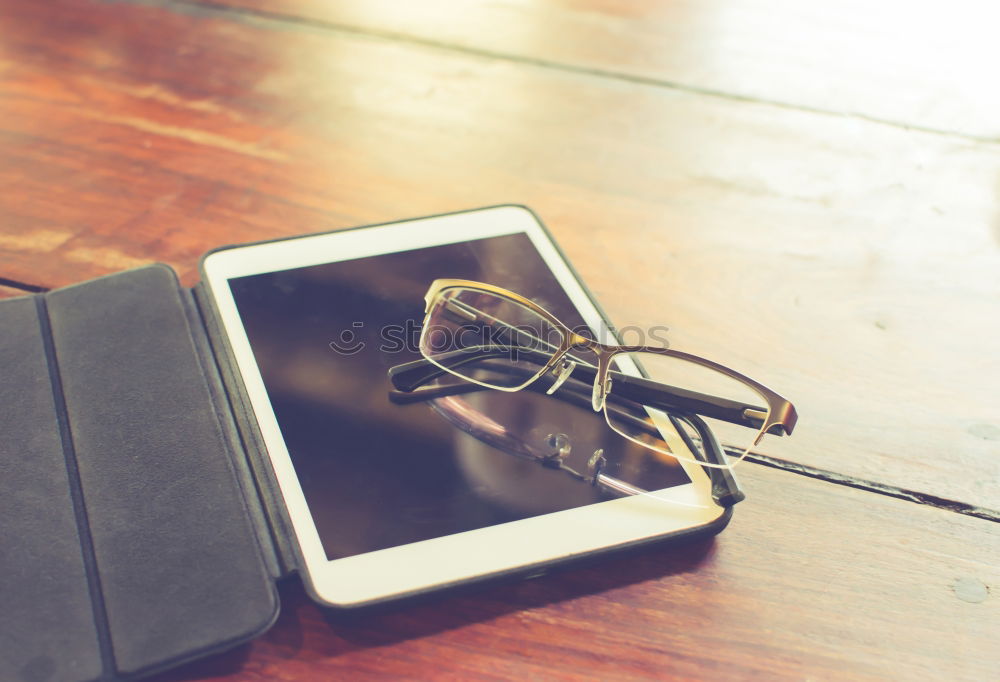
[229,233,690,560]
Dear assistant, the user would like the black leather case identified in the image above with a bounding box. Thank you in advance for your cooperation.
[0,211,739,682]
[1,266,288,682]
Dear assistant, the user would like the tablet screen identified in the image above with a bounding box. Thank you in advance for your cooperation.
[228,232,692,561]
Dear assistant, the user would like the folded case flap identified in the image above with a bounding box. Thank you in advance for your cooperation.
[190,282,302,578]
[0,265,278,681]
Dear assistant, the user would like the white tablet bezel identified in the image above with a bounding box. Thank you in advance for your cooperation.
[202,205,727,607]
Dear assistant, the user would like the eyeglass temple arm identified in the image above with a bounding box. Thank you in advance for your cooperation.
[673,413,745,506]
[388,348,523,393]
[390,374,679,447]
[389,366,677,436]
[391,370,609,415]
[388,350,783,434]
[390,375,724,455]
[607,372,785,435]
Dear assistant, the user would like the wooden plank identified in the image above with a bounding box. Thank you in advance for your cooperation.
[148,464,999,681]
[0,0,998,514]
[195,0,1000,140]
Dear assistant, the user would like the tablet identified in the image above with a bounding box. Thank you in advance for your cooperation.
[201,205,728,607]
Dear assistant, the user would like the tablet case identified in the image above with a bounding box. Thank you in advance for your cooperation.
[0,207,739,682]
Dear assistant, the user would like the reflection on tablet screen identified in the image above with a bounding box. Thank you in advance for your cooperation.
[229,233,691,560]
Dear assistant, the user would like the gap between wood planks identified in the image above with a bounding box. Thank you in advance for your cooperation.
[0,276,47,293]
[745,453,999,523]
[3,277,996,523]
[156,0,1000,145]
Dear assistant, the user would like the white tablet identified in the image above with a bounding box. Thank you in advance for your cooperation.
[201,205,730,607]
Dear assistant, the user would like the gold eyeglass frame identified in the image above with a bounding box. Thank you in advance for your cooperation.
[414,278,798,468]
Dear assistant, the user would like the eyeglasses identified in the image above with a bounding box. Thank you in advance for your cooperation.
[389,279,798,471]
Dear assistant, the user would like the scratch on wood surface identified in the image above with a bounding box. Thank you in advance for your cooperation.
[96,80,239,119]
[0,230,74,252]
[81,112,287,162]
[64,246,149,270]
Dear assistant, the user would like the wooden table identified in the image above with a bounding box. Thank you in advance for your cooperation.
[2,1,997,679]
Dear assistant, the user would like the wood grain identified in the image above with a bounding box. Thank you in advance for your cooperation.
[1,0,997,512]
[2,1,998,680]
[148,464,999,682]
[194,0,1000,140]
